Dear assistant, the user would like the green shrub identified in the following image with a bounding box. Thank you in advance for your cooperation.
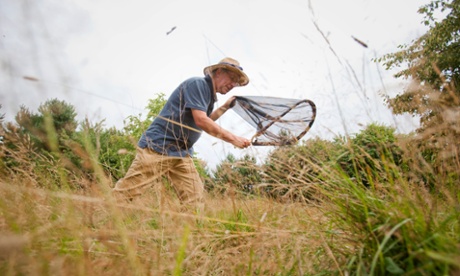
[334,123,403,187]
[210,153,261,195]
[261,138,336,202]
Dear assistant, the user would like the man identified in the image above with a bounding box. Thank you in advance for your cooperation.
[112,57,251,210]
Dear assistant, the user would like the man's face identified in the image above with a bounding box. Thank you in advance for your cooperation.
[214,69,240,94]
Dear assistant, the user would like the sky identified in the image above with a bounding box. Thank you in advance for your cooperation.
[0,0,430,169]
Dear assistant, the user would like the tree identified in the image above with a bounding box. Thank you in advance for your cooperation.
[259,138,336,202]
[211,153,261,195]
[334,123,403,187]
[377,0,460,129]
[14,98,77,152]
[89,93,167,181]
[123,93,167,138]
[377,0,460,187]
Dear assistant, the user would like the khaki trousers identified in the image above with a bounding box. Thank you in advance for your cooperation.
[112,147,204,208]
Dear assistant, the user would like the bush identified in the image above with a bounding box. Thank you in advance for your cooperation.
[210,153,261,196]
[261,138,336,202]
[334,123,404,187]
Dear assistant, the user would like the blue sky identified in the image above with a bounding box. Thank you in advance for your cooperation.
[1,0,429,168]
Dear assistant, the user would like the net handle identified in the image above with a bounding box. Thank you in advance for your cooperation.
[250,139,296,146]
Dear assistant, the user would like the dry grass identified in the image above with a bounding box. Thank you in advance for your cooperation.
[0,178,339,275]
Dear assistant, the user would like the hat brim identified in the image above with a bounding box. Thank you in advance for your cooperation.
[203,64,249,86]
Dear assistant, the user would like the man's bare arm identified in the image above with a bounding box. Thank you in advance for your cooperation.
[210,97,236,121]
[192,108,250,148]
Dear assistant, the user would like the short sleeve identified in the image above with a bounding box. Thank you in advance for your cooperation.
[183,78,212,112]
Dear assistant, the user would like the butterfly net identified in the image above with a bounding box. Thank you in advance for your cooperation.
[232,96,316,146]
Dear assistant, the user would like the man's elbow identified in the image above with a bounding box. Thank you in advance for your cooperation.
[195,120,205,130]
[194,117,209,131]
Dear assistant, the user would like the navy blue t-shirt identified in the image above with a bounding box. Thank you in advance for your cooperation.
[138,75,215,157]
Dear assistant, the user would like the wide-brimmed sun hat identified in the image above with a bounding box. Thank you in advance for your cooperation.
[203,57,249,86]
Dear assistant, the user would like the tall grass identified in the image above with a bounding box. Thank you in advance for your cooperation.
[1,114,458,275]
[0,121,324,274]
[1,92,459,274]
[0,180,328,275]
[317,160,459,274]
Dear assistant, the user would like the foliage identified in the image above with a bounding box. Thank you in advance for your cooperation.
[258,125,404,201]
[377,0,460,129]
[123,93,167,138]
[377,0,460,189]
[320,170,459,275]
[1,97,460,274]
[14,98,77,152]
[193,157,211,187]
[0,100,85,189]
[316,122,460,274]
[70,119,136,182]
[210,153,261,195]
[261,138,335,202]
[334,123,404,187]
[0,94,212,189]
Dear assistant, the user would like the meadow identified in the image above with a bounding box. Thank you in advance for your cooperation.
[0,94,459,275]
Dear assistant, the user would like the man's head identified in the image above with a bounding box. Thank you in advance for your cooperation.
[204,57,249,94]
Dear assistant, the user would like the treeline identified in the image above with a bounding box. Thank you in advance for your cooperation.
[0,95,165,190]
[0,96,457,201]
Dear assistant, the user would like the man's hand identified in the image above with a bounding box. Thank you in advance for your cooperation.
[210,96,237,121]
[224,96,237,109]
[232,135,251,149]
[192,109,251,149]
